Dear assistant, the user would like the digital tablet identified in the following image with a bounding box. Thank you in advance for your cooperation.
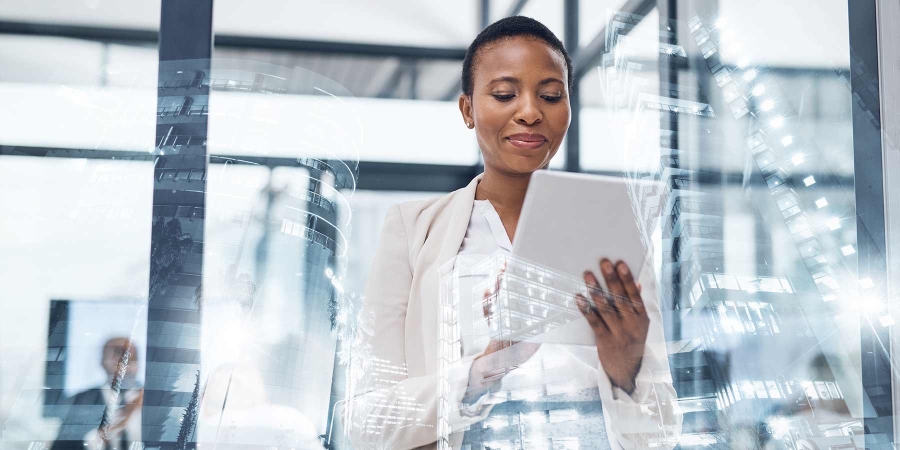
[512,170,658,345]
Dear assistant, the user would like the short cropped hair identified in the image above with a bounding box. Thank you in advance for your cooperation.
[462,15,574,96]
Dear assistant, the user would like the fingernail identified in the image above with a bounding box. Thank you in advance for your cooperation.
[618,263,629,276]
[575,295,587,312]
[602,261,614,274]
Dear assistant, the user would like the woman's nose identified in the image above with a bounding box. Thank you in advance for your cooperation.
[514,95,542,125]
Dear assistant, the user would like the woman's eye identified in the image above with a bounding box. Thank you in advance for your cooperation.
[542,95,562,103]
[492,94,515,101]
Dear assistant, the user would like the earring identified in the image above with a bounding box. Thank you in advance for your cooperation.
[467,121,473,128]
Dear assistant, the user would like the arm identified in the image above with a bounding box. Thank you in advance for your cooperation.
[574,258,683,450]
[342,205,491,450]
[595,296,681,450]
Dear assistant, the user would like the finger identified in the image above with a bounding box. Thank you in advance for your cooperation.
[616,261,645,314]
[576,294,609,335]
[601,259,628,314]
[584,270,619,316]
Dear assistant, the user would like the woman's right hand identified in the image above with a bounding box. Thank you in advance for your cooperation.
[464,263,540,401]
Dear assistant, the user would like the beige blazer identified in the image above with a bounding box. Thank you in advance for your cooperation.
[345,174,682,450]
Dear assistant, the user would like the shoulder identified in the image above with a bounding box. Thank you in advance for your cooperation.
[388,182,473,233]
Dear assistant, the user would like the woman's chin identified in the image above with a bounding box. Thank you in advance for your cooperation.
[500,154,551,174]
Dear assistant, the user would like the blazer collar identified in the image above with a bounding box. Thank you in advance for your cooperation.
[435,172,483,270]
[419,173,482,374]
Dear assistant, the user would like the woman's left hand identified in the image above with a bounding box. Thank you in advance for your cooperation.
[575,259,649,394]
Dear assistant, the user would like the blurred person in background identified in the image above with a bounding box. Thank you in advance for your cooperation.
[52,337,143,450]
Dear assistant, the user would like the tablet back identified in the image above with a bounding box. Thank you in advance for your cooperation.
[512,170,653,289]
[511,171,660,345]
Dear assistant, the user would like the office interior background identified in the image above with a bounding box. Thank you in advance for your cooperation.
[1,0,899,449]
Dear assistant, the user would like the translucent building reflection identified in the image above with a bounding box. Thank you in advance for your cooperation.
[197,62,358,448]
[597,8,887,450]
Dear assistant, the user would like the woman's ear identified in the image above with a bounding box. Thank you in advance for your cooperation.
[458,93,474,129]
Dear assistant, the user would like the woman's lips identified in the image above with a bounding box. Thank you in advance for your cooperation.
[506,134,548,149]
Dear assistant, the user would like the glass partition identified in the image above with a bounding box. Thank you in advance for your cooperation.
[0,1,895,449]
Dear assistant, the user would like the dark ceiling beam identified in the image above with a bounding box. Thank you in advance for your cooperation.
[0,20,468,60]
[214,35,467,59]
[0,20,158,44]
[572,0,656,81]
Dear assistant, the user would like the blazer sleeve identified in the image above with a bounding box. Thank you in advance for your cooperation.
[565,257,683,449]
[343,205,489,450]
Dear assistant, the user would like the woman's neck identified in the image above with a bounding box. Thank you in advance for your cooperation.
[475,167,530,209]
[475,166,532,241]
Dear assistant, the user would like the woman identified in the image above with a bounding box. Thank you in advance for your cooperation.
[346,16,681,450]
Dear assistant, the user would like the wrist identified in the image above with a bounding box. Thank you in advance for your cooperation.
[603,357,643,395]
[464,356,498,402]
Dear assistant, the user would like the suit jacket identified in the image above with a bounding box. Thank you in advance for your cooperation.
[51,387,132,450]
[345,173,682,450]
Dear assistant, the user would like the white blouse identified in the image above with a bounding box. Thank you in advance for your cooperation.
[451,199,682,450]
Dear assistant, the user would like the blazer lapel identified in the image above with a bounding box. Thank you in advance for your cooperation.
[419,173,481,374]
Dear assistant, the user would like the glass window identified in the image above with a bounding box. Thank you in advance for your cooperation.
[1,1,894,449]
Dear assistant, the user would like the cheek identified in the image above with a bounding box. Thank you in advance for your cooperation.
[549,108,572,139]
[475,102,511,129]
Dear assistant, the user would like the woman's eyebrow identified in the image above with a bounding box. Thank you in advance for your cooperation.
[488,76,519,84]
[487,76,564,86]
[539,77,565,86]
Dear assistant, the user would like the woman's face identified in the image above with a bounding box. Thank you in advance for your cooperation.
[460,36,571,175]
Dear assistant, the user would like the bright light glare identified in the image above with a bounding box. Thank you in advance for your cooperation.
[768,418,793,439]
[803,176,816,186]
[879,315,895,327]
[841,245,855,256]
[743,70,758,81]
[752,85,766,96]
[770,116,785,128]
[760,99,775,111]
[826,217,841,230]
[781,136,793,146]
[859,277,874,289]
[816,197,828,208]
[857,295,879,313]
[792,153,805,165]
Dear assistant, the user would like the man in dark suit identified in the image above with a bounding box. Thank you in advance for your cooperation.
[51,337,144,450]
